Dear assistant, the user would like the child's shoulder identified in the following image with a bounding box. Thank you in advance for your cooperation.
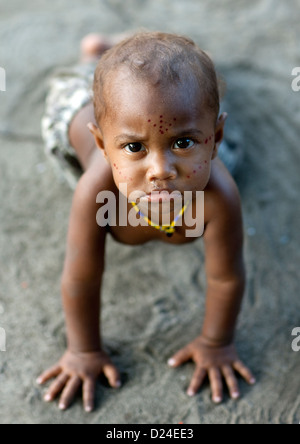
[204,158,242,224]
[76,152,115,199]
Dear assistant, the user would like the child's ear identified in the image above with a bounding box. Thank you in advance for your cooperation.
[212,112,228,159]
[87,122,108,160]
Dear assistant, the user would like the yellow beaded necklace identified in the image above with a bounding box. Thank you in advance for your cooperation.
[131,201,190,237]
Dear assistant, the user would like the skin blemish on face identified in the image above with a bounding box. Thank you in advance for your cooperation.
[186,175,191,179]
[152,116,178,135]
[204,134,214,145]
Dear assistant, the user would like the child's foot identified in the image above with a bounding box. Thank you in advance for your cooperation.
[80,32,130,63]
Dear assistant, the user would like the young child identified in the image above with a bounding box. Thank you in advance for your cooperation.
[38,31,255,412]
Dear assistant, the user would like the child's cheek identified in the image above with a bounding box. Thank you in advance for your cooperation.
[185,160,209,180]
[112,163,134,183]
[185,134,214,179]
[204,134,214,145]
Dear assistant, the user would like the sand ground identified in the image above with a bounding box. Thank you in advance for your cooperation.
[0,0,300,424]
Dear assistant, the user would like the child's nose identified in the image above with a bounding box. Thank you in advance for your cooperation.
[146,151,177,183]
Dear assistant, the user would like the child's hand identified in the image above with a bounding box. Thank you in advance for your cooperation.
[37,350,121,412]
[168,335,255,403]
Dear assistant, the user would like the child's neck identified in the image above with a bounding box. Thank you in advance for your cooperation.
[131,200,190,237]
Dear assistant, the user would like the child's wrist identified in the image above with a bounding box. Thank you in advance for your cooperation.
[66,338,102,354]
[198,333,234,348]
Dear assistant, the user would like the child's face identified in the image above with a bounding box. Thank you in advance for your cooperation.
[94,69,225,204]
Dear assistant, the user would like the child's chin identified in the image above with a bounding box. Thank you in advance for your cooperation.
[139,198,183,217]
[140,192,181,204]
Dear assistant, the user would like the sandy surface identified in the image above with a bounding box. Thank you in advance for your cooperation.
[0,0,300,424]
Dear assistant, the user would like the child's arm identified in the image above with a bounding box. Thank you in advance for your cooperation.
[37,162,120,412]
[168,163,255,402]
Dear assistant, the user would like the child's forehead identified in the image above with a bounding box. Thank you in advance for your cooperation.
[104,67,208,118]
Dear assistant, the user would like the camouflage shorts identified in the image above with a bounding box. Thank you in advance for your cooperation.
[41,63,96,189]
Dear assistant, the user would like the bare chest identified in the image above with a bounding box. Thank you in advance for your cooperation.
[98,198,204,246]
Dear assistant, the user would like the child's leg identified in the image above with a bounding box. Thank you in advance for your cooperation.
[69,33,129,171]
[69,102,98,171]
[80,32,129,63]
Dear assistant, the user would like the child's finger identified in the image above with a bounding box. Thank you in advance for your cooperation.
[103,363,121,389]
[58,375,82,410]
[208,367,223,403]
[187,367,207,397]
[221,365,240,400]
[168,347,191,368]
[83,377,96,412]
[233,360,256,385]
[44,373,70,402]
[36,364,61,385]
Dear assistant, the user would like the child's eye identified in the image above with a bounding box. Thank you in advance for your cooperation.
[174,138,195,150]
[124,143,145,153]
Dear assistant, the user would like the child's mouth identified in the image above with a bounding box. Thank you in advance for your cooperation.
[139,190,182,204]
